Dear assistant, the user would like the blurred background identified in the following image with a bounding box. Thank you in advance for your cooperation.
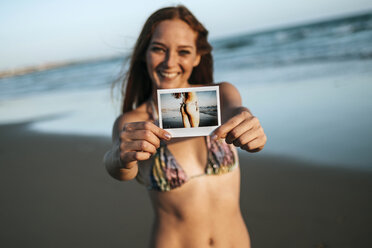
[1,1,372,247]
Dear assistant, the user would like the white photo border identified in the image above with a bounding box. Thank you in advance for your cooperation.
[157,86,221,137]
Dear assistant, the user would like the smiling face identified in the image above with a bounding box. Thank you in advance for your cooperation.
[145,19,201,90]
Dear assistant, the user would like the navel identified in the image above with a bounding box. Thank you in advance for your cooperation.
[208,237,215,246]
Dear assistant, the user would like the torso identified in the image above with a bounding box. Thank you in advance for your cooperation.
[148,147,249,248]
[121,86,250,248]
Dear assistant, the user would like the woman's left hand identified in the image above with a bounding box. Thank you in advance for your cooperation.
[211,108,267,152]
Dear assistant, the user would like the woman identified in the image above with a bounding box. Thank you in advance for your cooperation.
[174,92,200,128]
[104,5,267,248]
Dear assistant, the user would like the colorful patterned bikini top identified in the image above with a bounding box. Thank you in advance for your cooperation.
[135,136,237,192]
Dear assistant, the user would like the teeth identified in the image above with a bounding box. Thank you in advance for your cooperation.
[160,71,178,78]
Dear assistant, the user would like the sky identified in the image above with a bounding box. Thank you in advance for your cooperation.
[1,0,372,71]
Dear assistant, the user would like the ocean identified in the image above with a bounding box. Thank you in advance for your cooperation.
[1,12,371,169]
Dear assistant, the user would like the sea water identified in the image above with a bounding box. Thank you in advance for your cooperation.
[1,12,372,168]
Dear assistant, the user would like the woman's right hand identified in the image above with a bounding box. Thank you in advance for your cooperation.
[119,121,171,168]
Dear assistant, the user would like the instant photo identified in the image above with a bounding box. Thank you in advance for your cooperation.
[157,86,221,137]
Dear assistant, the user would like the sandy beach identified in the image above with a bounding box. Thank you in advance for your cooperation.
[1,8,372,248]
[1,121,371,248]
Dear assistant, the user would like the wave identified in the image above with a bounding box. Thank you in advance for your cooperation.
[212,12,372,69]
[1,12,371,100]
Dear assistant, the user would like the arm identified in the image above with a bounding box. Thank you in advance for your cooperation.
[103,116,137,181]
[212,82,267,152]
[103,114,171,181]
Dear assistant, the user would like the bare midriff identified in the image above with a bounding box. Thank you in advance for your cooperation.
[147,163,250,248]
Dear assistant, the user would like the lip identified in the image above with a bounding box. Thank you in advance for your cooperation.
[158,70,180,79]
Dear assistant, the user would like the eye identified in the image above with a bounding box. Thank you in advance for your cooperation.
[151,46,165,53]
[179,50,191,56]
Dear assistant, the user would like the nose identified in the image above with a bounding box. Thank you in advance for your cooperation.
[163,51,177,68]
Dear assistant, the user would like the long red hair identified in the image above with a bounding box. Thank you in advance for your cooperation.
[121,5,213,113]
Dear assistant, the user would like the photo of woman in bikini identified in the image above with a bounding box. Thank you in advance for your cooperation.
[160,89,218,129]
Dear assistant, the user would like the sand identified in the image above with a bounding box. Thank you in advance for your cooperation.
[1,121,371,248]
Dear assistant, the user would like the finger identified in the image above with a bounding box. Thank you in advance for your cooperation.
[231,125,264,147]
[212,111,252,140]
[124,122,171,140]
[225,119,255,144]
[231,128,258,147]
[212,115,245,140]
[121,151,152,163]
[240,135,266,152]
[121,140,157,155]
[122,129,161,148]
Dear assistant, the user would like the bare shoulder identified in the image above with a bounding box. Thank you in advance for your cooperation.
[112,103,150,139]
[216,82,242,106]
[216,82,239,94]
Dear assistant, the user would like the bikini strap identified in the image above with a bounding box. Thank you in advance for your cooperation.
[206,135,211,149]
